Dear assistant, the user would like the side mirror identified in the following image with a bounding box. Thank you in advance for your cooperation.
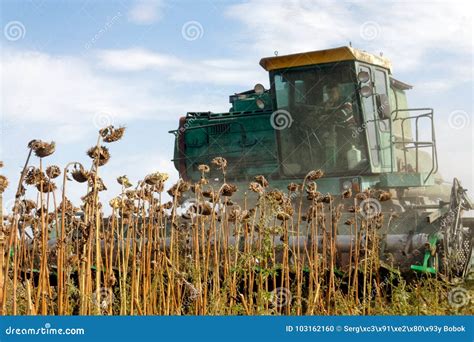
[376,93,391,119]
[357,71,370,83]
[360,85,373,98]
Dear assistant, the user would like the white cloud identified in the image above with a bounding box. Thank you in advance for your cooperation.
[0,48,237,146]
[128,0,165,25]
[96,48,266,86]
[1,50,161,127]
[96,48,177,71]
[225,0,473,74]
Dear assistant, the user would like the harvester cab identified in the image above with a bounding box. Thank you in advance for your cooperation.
[170,46,473,278]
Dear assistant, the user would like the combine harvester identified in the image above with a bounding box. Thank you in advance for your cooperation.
[170,46,473,279]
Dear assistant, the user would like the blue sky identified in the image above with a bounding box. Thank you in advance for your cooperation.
[0,0,472,210]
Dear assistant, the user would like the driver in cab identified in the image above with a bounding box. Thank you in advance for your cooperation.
[320,83,359,169]
[323,83,355,126]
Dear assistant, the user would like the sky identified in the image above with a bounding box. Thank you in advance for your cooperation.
[0,0,473,212]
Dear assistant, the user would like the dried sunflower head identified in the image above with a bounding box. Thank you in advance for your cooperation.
[287,182,300,192]
[35,205,48,217]
[355,192,368,201]
[254,175,269,188]
[161,201,173,210]
[198,164,210,173]
[341,187,352,199]
[0,175,8,193]
[59,198,76,214]
[71,165,90,183]
[306,190,321,201]
[202,190,217,201]
[29,140,56,158]
[347,205,360,213]
[211,157,227,171]
[25,167,45,185]
[377,190,392,202]
[188,202,212,216]
[197,203,212,216]
[276,211,292,221]
[249,182,264,194]
[109,197,122,209]
[267,189,284,203]
[21,199,36,214]
[89,176,107,192]
[87,146,110,166]
[36,180,56,193]
[100,125,126,143]
[167,180,190,198]
[125,189,138,199]
[306,182,317,193]
[220,183,237,197]
[46,165,61,179]
[117,175,132,188]
[144,172,169,186]
[319,193,332,204]
[305,169,324,181]
[151,182,164,193]
[228,208,242,222]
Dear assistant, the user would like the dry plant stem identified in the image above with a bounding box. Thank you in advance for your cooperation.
[2,143,464,316]
[362,220,369,314]
[26,279,36,315]
[0,193,4,313]
[91,135,102,315]
[38,159,48,314]
[59,162,79,314]
[1,148,33,315]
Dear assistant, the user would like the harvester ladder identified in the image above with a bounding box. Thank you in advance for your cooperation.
[390,108,438,183]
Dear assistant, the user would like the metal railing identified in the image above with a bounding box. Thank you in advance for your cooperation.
[390,108,438,183]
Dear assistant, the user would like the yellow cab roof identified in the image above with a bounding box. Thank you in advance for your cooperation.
[259,46,392,72]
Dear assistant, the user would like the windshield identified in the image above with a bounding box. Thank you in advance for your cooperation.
[272,63,369,177]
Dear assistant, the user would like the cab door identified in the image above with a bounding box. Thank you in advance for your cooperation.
[357,64,393,173]
[373,67,393,171]
[357,65,381,172]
